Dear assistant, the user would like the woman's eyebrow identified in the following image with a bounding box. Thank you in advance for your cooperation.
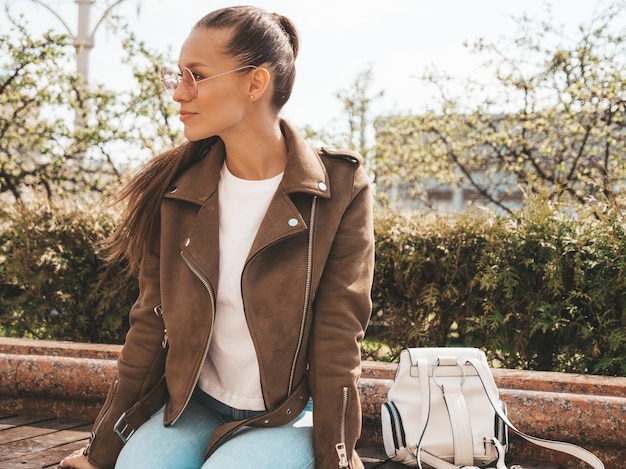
[178,61,210,69]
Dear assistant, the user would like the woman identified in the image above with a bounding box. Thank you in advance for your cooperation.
[61,6,374,469]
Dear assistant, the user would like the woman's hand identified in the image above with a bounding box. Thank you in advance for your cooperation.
[59,448,98,469]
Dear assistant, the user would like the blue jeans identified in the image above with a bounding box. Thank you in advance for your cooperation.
[115,388,314,469]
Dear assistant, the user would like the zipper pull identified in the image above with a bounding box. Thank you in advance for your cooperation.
[83,432,96,456]
[162,328,168,348]
[335,443,348,468]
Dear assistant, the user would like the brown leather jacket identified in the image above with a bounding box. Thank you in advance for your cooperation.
[85,120,374,469]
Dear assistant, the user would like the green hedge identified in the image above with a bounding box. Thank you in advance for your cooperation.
[0,203,134,343]
[370,203,626,376]
[1,202,624,376]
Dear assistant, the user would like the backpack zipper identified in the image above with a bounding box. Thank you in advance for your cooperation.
[383,401,406,450]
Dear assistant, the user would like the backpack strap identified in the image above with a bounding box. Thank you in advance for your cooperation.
[467,359,605,469]
[437,358,474,465]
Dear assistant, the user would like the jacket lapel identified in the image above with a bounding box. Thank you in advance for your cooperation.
[165,141,224,288]
[163,120,332,279]
[248,121,330,257]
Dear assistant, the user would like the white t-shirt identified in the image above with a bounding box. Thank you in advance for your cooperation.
[197,163,283,411]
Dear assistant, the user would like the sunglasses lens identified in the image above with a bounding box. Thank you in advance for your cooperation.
[159,67,179,96]
[181,69,198,98]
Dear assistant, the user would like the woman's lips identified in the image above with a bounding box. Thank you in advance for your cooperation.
[180,110,196,122]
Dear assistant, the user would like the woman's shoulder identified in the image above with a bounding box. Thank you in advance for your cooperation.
[316,146,363,166]
[314,146,371,194]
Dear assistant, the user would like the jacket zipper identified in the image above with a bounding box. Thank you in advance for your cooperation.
[162,328,168,348]
[83,376,119,456]
[335,385,349,468]
[154,304,168,348]
[173,249,216,425]
[288,195,317,394]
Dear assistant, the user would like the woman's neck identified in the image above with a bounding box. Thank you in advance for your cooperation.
[221,119,288,180]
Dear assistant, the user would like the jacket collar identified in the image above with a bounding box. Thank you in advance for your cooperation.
[165,120,330,205]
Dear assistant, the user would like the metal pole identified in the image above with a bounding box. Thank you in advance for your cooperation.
[75,0,95,83]
[31,0,127,84]
[30,0,128,132]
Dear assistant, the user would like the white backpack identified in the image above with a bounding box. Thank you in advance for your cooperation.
[381,348,604,469]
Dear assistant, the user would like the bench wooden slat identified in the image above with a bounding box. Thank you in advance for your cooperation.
[0,423,91,457]
[358,447,404,468]
[0,419,88,446]
[0,419,90,468]
[0,439,89,468]
[0,416,55,433]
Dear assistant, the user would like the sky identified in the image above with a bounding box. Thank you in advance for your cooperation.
[2,0,610,131]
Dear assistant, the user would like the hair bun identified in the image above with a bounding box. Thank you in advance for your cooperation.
[273,13,299,59]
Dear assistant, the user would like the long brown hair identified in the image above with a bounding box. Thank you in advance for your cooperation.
[103,6,300,273]
[102,138,216,273]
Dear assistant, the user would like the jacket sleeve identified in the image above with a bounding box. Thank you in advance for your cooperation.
[308,164,375,469]
[85,232,167,469]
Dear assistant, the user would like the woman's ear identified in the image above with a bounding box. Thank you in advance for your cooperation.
[248,67,271,101]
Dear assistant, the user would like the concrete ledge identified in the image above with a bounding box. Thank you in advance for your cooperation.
[1,338,624,468]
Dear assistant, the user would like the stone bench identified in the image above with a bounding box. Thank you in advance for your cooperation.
[1,338,624,468]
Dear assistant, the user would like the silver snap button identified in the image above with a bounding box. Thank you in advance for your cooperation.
[184,238,191,247]
[169,186,177,193]
[318,182,327,191]
[288,218,298,227]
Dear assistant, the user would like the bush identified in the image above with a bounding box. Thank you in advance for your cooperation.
[0,202,135,343]
[369,202,626,376]
[1,201,624,376]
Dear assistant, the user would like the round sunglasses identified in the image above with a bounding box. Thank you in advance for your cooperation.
[159,65,258,99]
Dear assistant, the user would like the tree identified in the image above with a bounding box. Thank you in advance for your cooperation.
[375,0,626,214]
[0,13,181,204]
[302,66,383,176]
[335,66,383,174]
